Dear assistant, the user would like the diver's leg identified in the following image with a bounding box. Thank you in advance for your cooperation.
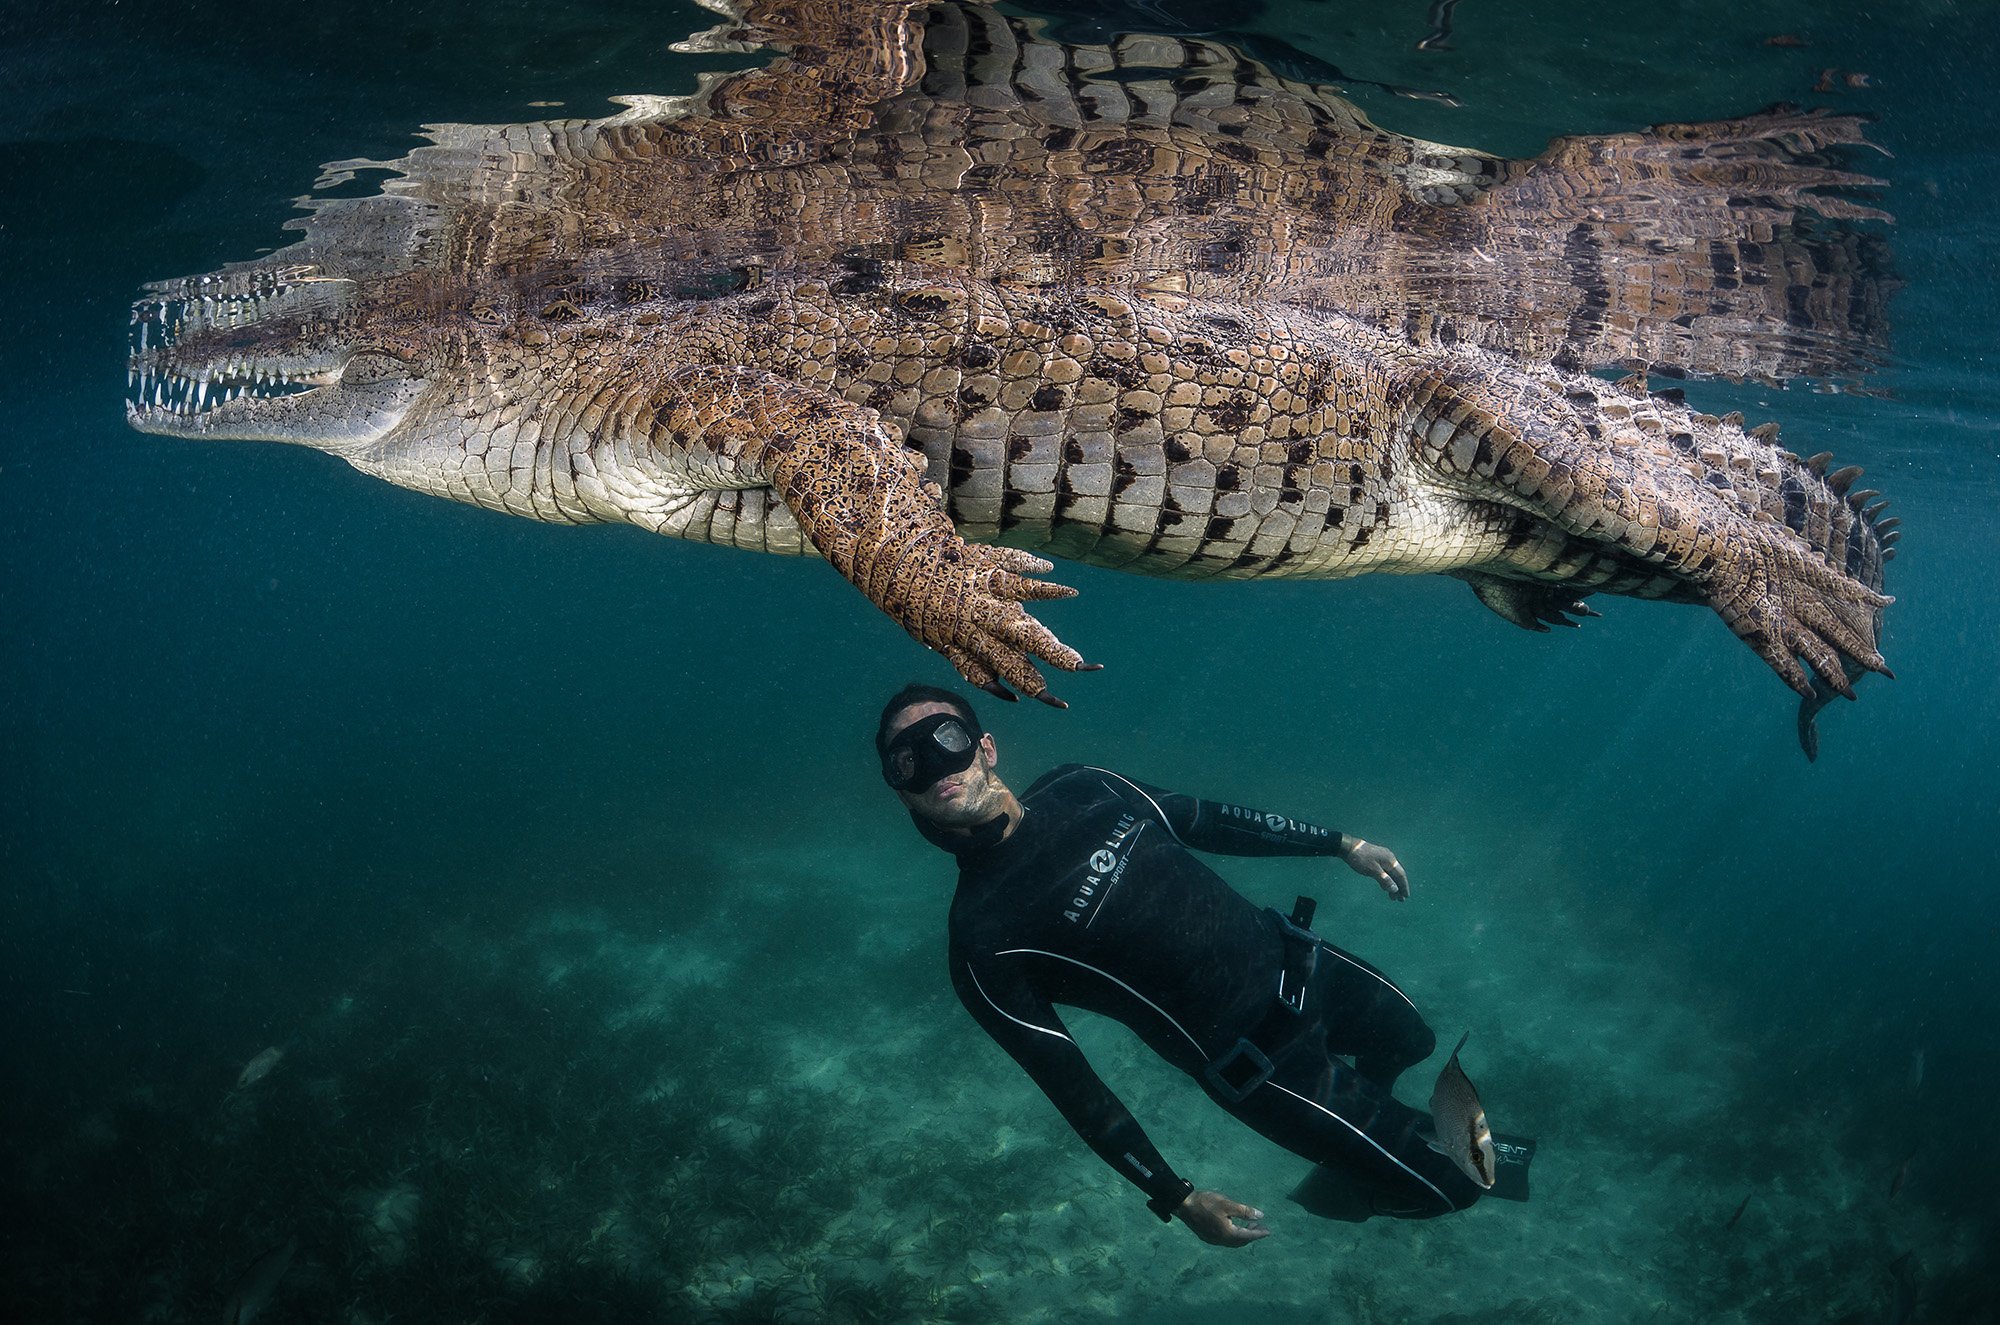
[1312,941,1435,1090]
[1221,1038,1482,1218]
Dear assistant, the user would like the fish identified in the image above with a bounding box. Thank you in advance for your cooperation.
[1726,1193,1751,1228]
[234,1045,285,1091]
[1392,87,1464,107]
[1908,1048,1925,1094]
[1418,0,1461,50]
[1426,1033,1496,1189]
[221,1236,296,1325]
[1889,1150,1917,1200]
[1814,67,1874,93]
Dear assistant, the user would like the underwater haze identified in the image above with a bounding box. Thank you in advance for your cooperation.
[3,0,1996,1320]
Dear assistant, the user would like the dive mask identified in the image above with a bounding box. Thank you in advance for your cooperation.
[881,713,981,792]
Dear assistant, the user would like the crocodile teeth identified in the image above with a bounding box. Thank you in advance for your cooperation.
[125,362,326,420]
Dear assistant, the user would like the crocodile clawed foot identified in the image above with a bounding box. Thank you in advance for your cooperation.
[892,539,1095,707]
[1712,531,1894,711]
[762,400,1097,705]
[1539,598,1601,629]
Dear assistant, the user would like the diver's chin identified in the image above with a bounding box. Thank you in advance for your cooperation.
[913,787,987,827]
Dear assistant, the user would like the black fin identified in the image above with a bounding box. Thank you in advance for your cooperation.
[1796,664,1878,761]
[1489,1133,1537,1203]
[1288,1162,1456,1222]
[1288,1163,1378,1222]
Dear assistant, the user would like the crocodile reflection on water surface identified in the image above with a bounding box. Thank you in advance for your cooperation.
[123,0,1901,752]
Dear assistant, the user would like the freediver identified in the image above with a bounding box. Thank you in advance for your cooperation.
[876,683,1531,1245]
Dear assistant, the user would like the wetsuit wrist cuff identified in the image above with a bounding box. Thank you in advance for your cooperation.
[1146,1178,1195,1222]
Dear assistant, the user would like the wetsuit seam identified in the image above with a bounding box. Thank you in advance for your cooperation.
[1262,1081,1457,1213]
[995,947,1208,1058]
[1316,941,1420,1013]
[964,961,1072,1042]
[1081,766,1189,847]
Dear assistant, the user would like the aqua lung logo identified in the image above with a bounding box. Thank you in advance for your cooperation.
[1065,814,1142,924]
[1220,803,1332,842]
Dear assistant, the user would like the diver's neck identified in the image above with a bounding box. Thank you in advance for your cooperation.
[947,792,1022,846]
[918,790,1022,855]
[990,790,1023,840]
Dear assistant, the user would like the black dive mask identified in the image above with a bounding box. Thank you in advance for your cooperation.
[881,714,981,792]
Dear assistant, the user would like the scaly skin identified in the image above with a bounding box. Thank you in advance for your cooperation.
[124,0,1898,744]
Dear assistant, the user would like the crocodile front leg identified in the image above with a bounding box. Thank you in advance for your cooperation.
[647,365,1092,704]
[1409,355,1893,699]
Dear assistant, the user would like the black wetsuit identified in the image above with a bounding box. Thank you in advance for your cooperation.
[929,764,1483,1219]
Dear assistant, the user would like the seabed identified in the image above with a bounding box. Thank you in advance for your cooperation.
[8,831,1978,1324]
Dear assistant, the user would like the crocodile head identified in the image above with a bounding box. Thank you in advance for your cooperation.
[126,261,433,453]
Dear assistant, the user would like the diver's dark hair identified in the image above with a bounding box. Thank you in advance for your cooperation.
[876,683,983,755]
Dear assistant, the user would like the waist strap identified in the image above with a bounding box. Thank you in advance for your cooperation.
[1273,895,1319,1014]
[1203,896,1321,1103]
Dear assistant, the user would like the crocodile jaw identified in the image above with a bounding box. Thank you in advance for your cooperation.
[125,265,423,451]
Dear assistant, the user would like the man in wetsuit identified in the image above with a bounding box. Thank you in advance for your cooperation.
[878,682,1507,1246]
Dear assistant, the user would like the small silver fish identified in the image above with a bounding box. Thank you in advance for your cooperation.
[222,1236,296,1325]
[1427,1032,1495,1189]
[1908,1048,1925,1094]
[235,1046,285,1091]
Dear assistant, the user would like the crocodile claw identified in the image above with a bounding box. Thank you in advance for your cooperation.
[1710,528,1892,721]
[1458,572,1601,633]
[895,538,1092,706]
[767,407,1095,706]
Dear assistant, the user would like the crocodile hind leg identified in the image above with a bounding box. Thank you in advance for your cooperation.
[1452,571,1602,632]
[645,365,1092,704]
[1410,353,1893,711]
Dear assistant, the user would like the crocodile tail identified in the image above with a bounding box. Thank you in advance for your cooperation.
[1763,436,1898,759]
[1402,108,1896,389]
[1716,402,1892,566]
[1490,369,1896,752]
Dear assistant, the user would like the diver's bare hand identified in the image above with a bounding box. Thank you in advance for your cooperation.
[1343,837,1409,901]
[1175,1190,1270,1247]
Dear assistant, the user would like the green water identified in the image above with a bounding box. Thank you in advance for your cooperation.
[3,1,1994,1320]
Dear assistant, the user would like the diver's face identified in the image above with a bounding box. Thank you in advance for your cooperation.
[882,701,1004,828]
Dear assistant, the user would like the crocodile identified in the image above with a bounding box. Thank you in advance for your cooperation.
[124,0,1899,753]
